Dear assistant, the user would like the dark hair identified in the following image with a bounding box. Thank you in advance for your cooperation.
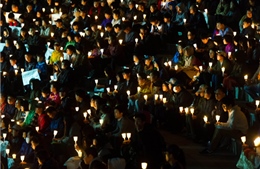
[114,104,125,114]
[41,86,50,94]
[138,72,147,80]
[223,35,233,44]
[45,106,56,114]
[50,81,59,90]
[113,9,120,16]
[36,150,50,162]
[243,18,252,24]
[8,13,15,19]
[75,89,86,98]
[66,45,76,52]
[134,113,146,122]
[221,96,235,107]
[215,86,226,95]
[114,24,121,29]
[85,147,98,157]
[166,144,186,167]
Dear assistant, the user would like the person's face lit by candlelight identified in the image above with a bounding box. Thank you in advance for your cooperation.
[215,89,225,101]
[114,108,123,119]
[93,1,99,8]
[134,117,145,132]
[246,10,252,18]
[162,83,169,92]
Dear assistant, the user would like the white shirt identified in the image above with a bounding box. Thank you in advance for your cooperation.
[217,105,248,134]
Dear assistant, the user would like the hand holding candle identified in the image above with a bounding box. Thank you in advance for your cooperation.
[203,116,208,123]
[141,162,148,169]
[215,115,220,122]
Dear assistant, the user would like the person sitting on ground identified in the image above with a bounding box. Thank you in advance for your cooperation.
[201,97,248,154]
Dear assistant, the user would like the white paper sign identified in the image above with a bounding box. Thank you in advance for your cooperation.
[45,47,54,61]
[22,69,41,86]
[51,14,61,25]
[5,12,21,22]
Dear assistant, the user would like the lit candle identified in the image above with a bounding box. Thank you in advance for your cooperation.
[95,79,98,85]
[204,9,208,14]
[216,115,220,122]
[6,148,10,157]
[122,17,125,21]
[3,133,7,141]
[100,32,104,38]
[137,87,141,93]
[233,32,237,36]
[245,35,249,39]
[97,25,102,30]
[75,107,79,111]
[199,66,203,72]
[228,52,231,58]
[83,112,87,119]
[203,116,208,123]
[1,114,5,118]
[168,61,172,67]
[49,21,52,24]
[60,56,64,62]
[241,136,246,144]
[179,106,183,113]
[100,49,104,55]
[0,4,3,8]
[78,150,82,157]
[87,109,91,116]
[51,32,54,37]
[73,136,78,144]
[121,133,126,140]
[256,100,260,108]
[126,133,131,139]
[164,62,168,67]
[21,68,24,73]
[159,94,163,100]
[42,8,45,12]
[133,15,137,20]
[13,40,17,45]
[50,8,54,13]
[53,130,58,138]
[209,62,213,68]
[143,14,146,19]
[221,67,225,76]
[106,87,110,93]
[251,23,255,29]
[135,38,138,43]
[254,137,260,155]
[12,154,16,159]
[135,4,138,9]
[141,162,148,169]
[144,95,148,101]
[20,155,25,162]
[184,107,189,114]
[35,126,39,132]
[99,119,104,125]
[95,15,98,20]
[174,65,178,71]
[163,98,167,104]
[183,18,186,24]
[154,94,158,100]
[190,107,194,115]
[119,39,123,45]
[114,85,118,90]
[47,42,51,47]
[15,69,18,75]
[193,43,197,49]
[127,90,130,96]
[244,75,248,81]
[33,18,36,22]
[21,23,25,27]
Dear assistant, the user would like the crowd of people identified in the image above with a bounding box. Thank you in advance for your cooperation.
[1,0,260,168]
